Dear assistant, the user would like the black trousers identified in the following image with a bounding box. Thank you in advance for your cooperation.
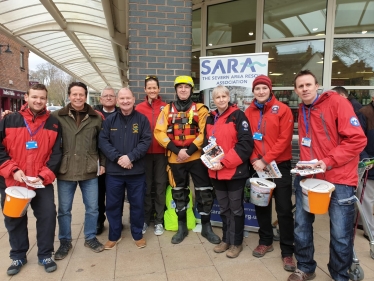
[252,160,294,257]
[169,159,213,223]
[97,173,106,225]
[211,178,246,246]
[144,153,168,225]
[0,183,56,260]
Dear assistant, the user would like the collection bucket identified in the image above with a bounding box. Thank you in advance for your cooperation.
[249,178,276,206]
[3,186,36,218]
[300,179,335,214]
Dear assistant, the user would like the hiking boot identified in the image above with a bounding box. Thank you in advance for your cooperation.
[38,258,57,273]
[84,237,104,253]
[154,224,164,236]
[142,223,148,234]
[54,240,72,260]
[283,256,296,272]
[252,244,274,257]
[171,221,188,244]
[213,241,230,253]
[96,223,104,235]
[201,222,221,244]
[104,237,122,250]
[134,238,146,249]
[287,269,316,281]
[7,258,27,276]
[226,244,243,258]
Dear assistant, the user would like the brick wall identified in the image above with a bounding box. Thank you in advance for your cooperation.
[0,34,29,92]
[128,0,192,104]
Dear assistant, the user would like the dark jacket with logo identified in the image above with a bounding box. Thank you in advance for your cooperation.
[99,109,152,176]
[358,101,374,180]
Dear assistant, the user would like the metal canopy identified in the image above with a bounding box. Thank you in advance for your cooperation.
[0,0,128,92]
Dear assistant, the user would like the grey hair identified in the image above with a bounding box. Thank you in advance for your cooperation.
[212,85,230,99]
[101,86,117,96]
[118,87,135,97]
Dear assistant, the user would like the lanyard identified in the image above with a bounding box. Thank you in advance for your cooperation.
[24,119,45,140]
[257,110,263,131]
[211,112,220,136]
[302,95,319,136]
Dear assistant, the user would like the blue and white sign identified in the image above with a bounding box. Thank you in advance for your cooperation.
[200,53,269,110]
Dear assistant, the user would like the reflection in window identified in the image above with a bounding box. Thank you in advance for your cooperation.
[344,89,374,106]
[332,38,374,86]
[191,51,200,91]
[207,45,255,57]
[207,0,256,46]
[335,0,374,34]
[263,40,325,86]
[192,9,201,49]
[264,0,327,39]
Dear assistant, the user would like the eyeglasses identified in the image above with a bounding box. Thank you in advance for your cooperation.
[102,95,116,99]
[145,75,158,80]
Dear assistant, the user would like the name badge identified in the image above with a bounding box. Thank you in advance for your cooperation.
[26,141,38,150]
[301,137,311,147]
[253,132,263,141]
[208,135,216,144]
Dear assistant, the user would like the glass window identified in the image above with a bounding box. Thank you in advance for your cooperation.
[263,0,327,39]
[335,0,374,34]
[20,51,24,69]
[192,9,201,49]
[263,40,325,87]
[191,51,201,91]
[207,0,256,47]
[207,45,255,57]
[343,89,374,106]
[331,38,374,86]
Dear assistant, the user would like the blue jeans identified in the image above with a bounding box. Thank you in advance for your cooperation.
[57,178,99,241]
[294,176,356,281]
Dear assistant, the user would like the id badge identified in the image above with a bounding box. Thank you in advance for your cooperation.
[301,137,311,147]
[26,141,38,150]
[208,135,216,143]
[253,132,263,141]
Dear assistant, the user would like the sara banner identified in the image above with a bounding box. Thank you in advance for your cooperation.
[200,52,269,110]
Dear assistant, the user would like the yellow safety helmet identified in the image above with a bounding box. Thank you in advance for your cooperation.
[174,76,194,88]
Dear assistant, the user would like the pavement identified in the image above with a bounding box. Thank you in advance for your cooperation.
[0,187,373,281]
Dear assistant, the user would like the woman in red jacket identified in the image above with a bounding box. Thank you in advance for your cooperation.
[136,76,167,236]
[244,75,295,271]
[203,85,253,258]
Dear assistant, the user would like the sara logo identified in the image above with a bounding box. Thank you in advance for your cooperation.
[350,117,360,127]
[132,123,139,133]
[201,58,266,75]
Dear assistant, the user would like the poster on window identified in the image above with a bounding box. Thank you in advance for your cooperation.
[200,52,269,111]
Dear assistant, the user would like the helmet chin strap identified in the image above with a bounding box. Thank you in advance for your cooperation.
[175,88,193,111]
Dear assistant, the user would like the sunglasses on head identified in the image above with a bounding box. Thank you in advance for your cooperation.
[145,75,158,80]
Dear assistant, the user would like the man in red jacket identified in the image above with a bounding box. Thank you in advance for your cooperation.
[136,76,167,236]
[288,70,367,281]
[0,84,62,276]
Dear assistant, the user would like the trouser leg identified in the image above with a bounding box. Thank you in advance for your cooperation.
[144,154,154,225]
[79,178,99,240]
[153,154,168,225]
[57,180,77,241]
[97,173,106,225]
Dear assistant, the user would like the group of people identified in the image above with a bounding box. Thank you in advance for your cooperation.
[0,69,371,281]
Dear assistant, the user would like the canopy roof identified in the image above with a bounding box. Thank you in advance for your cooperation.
[0,0,128,91]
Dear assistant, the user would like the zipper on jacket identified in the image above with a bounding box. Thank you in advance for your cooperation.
[320,113,331,141]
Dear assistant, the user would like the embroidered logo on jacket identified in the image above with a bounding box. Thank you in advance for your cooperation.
[133,123,139,133]
[242,121,249,131]
[350,117,360,127]
[271,105,279,114]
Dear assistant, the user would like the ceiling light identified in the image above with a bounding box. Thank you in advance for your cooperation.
[356,71,373,73]
[362,30,367,34]
[268,58,274,61]
[316,33,325,36]
[337,72,341,74]
[248,32,254,36]
[208,43,212,46]
[193,56,197,58]
[269,73,283,76]
[312,28,318,31]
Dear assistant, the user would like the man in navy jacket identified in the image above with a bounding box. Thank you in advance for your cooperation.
[99,87,151,249]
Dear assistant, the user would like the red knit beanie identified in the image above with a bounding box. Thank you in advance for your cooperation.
[252,75,272,93]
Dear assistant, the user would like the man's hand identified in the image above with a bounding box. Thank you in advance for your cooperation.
[252,159,266,172]
[124,163,133,169]
[176,149,190,162]
[99,166,105,175]
[309,160,327,172]
[13,170,26,183]
[1,110,13,119]
[210,162,223,171]
[118,155,131,168]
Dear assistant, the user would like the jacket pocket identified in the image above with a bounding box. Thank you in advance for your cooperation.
[86,153,98,174]
[59,155,69,175]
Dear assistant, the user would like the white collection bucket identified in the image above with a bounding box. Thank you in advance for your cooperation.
[249,178,276,206]
[300,178,335,214]
[3,186,36,218]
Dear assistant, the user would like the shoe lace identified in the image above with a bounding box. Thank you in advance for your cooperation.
[86,237,101,248]
[283,256,295,264]
[155,224,162,230]
[60,241,71,252]
[255,245,269,253]
[40,258,53,265]
[11,259,24,266]
[293,269,307,277]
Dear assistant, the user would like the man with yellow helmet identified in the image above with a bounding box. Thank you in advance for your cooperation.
[154,75,220,244]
